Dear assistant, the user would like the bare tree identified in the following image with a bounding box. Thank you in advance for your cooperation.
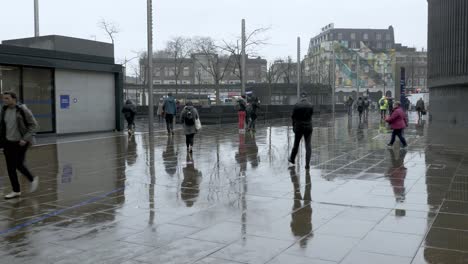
[192,37,233,104]
[220,27,270,83]
[98,19,120,44]
[165,37,193,93]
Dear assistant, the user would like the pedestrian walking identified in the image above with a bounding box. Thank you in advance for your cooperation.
[0,92,39,199]
[246,95,260,133]
[387,97,394,115]
[236,95,247,133]
[363,96,370,120]
[180,101,200,153]
[356,97,364,122]
[416,98,426,120]
[122,99,137,135]
[157,98,164,123]
[163,93,177,135]
[386,101,408,149]
[345,96,354,116]
[289,93,314,170]
[379,96,388,120]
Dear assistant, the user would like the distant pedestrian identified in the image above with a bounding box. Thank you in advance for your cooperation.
[157,98,164,123]
[122,100,137,135]
[387,97,394,115]
[289,93,314,170]
[180,101,200,153]
[163,93,177,135]
[363,96,370,120]
[386,101,408,149]
[236,95,248,133]
[247,95,260,133]
[346,96,354,116]
[416,98,426,120]
[379,96,388,119]
[0,92,39,199]
[356,97,364,122]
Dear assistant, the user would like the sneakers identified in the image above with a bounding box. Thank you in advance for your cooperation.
[401,145,408,149]
[288,158,295,168]
[30,177,39,193]
[4,192,21,199]
[387,144,393,148]
[188,146,193,153]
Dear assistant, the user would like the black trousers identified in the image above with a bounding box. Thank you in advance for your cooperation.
[3,141,34,192]
[165,114,174,132]
[186,134,195,148]
[289,127,313,168]
[390,129,407,146]
[125,115,135,130]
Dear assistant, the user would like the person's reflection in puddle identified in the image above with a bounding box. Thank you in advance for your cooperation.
[245,133,260,169]
[162,137,177,176]
[235,133,247,173]
[181,153,202,207]
[387,149,408,205]
[289,168,313,247]
[126,135,138,167]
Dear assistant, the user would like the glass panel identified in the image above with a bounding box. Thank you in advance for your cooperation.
[22,67,54,133]
[0,65,21,94]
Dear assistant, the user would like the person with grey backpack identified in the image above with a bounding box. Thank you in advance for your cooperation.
[180,101,200,153]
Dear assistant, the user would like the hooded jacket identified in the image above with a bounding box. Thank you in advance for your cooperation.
[0,104,38,144]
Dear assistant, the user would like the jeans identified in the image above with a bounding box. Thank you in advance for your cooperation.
[3,141,34,192]
[289,127,313,168]
[165,114,174,132]
[238,111,246,130]
[390,129,407,146]
[186,134,195,148]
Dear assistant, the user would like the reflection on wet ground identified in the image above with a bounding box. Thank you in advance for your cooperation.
[0,112,467,263]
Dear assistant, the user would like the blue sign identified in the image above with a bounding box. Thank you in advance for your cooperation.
[60,95,70,109]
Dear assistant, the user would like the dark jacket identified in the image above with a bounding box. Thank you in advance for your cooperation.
[122,100,137,118]
[416,100,425,111]
[292,98,314,131]
[0,104,39,144]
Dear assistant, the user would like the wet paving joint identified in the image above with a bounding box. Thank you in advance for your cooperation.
[0,187,124,236]
[0,112,467,263]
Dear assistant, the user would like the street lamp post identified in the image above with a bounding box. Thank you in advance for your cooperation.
[34,0,39,37]
[147,0,154,133]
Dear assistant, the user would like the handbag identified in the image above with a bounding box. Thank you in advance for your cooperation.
[195,118,202,130]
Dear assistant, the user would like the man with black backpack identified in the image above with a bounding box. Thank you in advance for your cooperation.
[289,93,314,170]
[0,92,39,199]
[122,100,137,135]
[356,97,365,122]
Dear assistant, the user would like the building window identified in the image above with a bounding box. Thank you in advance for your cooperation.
[420,78,425,86]
[329,33,334,40]
[337,33,343,40]
[363,33,369,40]
[386,43,392,49]
[183,67,190,77]
[350,33,356,40]
[377,42,383,49]
[386,33,391,40]
[376,33,382,40]
[351,42,357,49]
[248,69,255,77]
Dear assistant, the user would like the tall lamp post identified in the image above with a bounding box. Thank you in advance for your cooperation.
[34,0,39,36]
[147,0,154,133]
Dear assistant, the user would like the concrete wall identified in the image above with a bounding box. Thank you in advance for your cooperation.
[55,69,116,134]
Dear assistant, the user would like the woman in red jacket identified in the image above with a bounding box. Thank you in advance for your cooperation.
[386,101,408,148]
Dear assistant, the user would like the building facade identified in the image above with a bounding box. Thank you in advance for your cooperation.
[140,54,267,86]
[270,59,299,84]
[427,0,468,126]
[0,35,123,134]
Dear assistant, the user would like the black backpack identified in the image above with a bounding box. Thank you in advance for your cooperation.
[184,108,195,126]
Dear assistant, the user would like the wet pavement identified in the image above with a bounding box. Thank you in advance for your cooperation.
[1,111,468,263]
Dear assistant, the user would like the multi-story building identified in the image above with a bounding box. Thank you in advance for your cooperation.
[270,59,298,84]
[395,46,428,94]
[139,54,267,86]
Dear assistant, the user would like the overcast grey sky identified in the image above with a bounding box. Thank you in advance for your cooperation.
[1,0,427,70]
